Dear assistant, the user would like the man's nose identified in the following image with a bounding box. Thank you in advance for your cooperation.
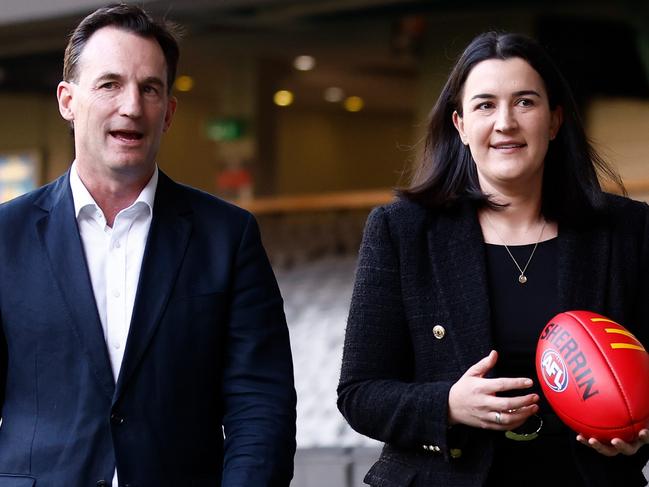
[118,85,143,118]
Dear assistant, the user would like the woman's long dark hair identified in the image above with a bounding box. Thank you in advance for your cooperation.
[400,31,623,221]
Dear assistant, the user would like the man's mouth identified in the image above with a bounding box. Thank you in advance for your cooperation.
[110,130,144,141]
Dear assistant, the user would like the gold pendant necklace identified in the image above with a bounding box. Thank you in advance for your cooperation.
[484,214,546,285]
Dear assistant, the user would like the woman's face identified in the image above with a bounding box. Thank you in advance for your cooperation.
[452,57,562,197]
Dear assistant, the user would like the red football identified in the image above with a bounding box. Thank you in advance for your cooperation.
[536,310,649,443]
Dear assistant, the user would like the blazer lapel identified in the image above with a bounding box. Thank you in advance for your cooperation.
[557,219,610,313]
[427,202,492,372]
[114,172,192,400]
[426,203,611,373]
[35,173,115,398]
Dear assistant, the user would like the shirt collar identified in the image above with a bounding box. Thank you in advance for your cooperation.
[69,161,158,220]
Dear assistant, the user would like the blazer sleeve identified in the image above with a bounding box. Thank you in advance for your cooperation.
[220,213,296,487]
[632,202,649,349]
[628,203,649,467]
[337,206,455,452]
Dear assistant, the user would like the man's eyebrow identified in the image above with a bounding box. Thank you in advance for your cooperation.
[469,90,541,101]
[141,76,165,87]
[93,73,165,87]
[95,72,122,82]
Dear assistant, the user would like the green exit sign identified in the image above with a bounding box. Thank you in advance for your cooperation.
[206,118,246,141]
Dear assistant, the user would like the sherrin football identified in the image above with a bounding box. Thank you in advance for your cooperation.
[536,310,649,443]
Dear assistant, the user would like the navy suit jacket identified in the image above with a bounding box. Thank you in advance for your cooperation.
[0,170,296,486]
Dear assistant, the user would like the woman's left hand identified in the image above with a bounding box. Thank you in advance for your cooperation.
[577,429,649,456]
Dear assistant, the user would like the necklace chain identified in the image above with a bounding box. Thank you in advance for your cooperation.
[484,213,546,285]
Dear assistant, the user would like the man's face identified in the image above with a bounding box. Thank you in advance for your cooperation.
[57,26,176,182]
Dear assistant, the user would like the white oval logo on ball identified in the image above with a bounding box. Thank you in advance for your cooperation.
[541,349,569,392]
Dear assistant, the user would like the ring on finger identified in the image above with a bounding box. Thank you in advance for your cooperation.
[495,411,502,424]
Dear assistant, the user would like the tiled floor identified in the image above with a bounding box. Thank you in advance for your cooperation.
[276,254,379,449]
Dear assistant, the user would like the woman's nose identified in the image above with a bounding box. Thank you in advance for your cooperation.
[494,106,517,132]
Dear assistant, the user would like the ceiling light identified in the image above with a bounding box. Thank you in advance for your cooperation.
[293,55,316,71]
[274,90,294,107]
[174,75,194,92]
[344,96,364,112]
[324,86,344,103]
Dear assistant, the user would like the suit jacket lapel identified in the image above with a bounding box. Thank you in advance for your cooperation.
[114,172,192,400]
[427,202,492,372]
[35,173,115,398]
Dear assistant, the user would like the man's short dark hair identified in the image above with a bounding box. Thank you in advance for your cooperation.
[63,3,180,93]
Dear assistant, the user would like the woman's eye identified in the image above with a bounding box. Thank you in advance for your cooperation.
[517,98,534,107]
[476,102,494,110]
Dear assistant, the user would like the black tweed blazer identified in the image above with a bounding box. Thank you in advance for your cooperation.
[338,194,649,487]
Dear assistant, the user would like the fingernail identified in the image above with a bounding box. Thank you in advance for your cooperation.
[524,379,533,386]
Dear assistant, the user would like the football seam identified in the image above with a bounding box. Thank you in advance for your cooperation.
[565,311,634,425]
[555,409,646,432]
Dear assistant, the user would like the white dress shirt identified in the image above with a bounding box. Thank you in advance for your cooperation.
[69,161,157,487]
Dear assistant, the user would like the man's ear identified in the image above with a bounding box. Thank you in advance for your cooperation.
[57,81,75,122]
[452,110,468,145]
[163,95,177,133]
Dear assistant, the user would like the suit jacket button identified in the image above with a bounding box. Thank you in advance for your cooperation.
[450,448,462,458]
[97,481,108,487]
[110,413,125,425]
[432,325,445,339]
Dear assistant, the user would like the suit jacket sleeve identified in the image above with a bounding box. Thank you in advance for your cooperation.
[220,213,296,486]
[337,206,455,452]
[0,311,5,416]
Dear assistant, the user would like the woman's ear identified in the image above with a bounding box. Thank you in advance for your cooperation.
[452,110,468,145]
[549,105,563,140]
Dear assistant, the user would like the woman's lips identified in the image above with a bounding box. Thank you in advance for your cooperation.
[491,142,526,153]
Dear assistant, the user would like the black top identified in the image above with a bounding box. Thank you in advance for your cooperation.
[485,238,584,486]
[485,238,559,404]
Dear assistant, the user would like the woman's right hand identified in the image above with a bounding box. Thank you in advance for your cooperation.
[448,350,539,430]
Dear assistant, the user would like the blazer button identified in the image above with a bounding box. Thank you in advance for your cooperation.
[422,444,440,452]
[97,481,108,487]
[450,448,462,459]
[432,325,445,339]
